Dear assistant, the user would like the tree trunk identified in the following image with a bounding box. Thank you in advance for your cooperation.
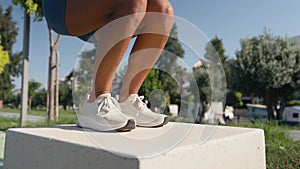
[28,98,32,113]
[275,99,286,120]
[55,51,60,121]
[265,93,275,121]
[47,28,61,121]
[48,36,55,121]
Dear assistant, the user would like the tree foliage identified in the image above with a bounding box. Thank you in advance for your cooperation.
[234,29,300,120]
[32,88,47,108]
[0,44,9,74]
[209,36,227,65]
[28,79,41,99]
[193,67,211,105]
[192,37,226,123]
[0,5,21,101]
[12,0,43,20]
[28,79,42,111]
[226,91,243,108]
[198,36,227,104]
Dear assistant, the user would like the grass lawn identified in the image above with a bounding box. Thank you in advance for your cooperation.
[0,108,77,131]
[227,122,300,169]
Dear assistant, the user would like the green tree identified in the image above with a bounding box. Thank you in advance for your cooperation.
[32,88,47,108]
[209,36,227,65]
[226,91,243,108]
[192,36,229,123]
[0,6,21,102]
[193,67,211,105]
[234,30,300,120]
[59,85,73,110]
[0,44,9,73]
[193,66,210,123]
[12,0,43,20]
[197,37,227,104]
[28,79,42,112]
[209,37,245,108]
[58,71,74,110]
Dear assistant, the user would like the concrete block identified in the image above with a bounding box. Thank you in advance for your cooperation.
[4,123,266,169]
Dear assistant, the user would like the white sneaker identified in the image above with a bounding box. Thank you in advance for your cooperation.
[76,93,136,131]
[119,94,168,127]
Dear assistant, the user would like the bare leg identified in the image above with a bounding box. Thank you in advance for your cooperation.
[119,0,174,102]
[66,0,148,102]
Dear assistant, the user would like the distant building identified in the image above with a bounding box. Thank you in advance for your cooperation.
[12,88,21,96]
[282,106,300,125]
[193,61,210,70]
[58,77,73,88]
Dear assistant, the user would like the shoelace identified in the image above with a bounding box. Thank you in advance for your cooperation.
[131,95,148,110]
[96,95,120,116]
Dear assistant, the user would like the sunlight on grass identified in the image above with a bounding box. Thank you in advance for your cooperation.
[0,108,77,130]
[227,122,300,169]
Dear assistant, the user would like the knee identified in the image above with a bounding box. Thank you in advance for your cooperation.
[111,0,147,19]
[142,0,174,34]
[147,0,174,15]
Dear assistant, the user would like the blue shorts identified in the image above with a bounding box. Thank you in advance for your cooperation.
[43,0,95,42]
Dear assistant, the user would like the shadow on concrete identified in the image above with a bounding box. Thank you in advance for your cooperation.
[53,125,130,133]
[23,125,126,133]
[45,125,84,131]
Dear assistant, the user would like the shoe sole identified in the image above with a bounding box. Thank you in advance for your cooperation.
[116,119,136,132]
[76,118,136,132]
[137,116,169,128]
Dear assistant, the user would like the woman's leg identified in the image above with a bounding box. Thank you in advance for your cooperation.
[119,0,174,102]
[65,0,147,101]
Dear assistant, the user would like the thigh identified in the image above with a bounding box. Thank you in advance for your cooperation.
[65,0,136,36]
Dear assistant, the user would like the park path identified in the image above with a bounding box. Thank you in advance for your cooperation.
[0,112,46,122]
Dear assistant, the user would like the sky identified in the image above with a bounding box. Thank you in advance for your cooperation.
[1,0,300,89]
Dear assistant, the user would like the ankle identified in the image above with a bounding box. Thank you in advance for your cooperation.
[119,93,139,103]
[88,91,110,102]
[95,90,111,97]
[119,96,128,103]
[118,92,129,103]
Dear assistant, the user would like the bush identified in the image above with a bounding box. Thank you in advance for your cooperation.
[287,100,300,107]
[226,91,243,108]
